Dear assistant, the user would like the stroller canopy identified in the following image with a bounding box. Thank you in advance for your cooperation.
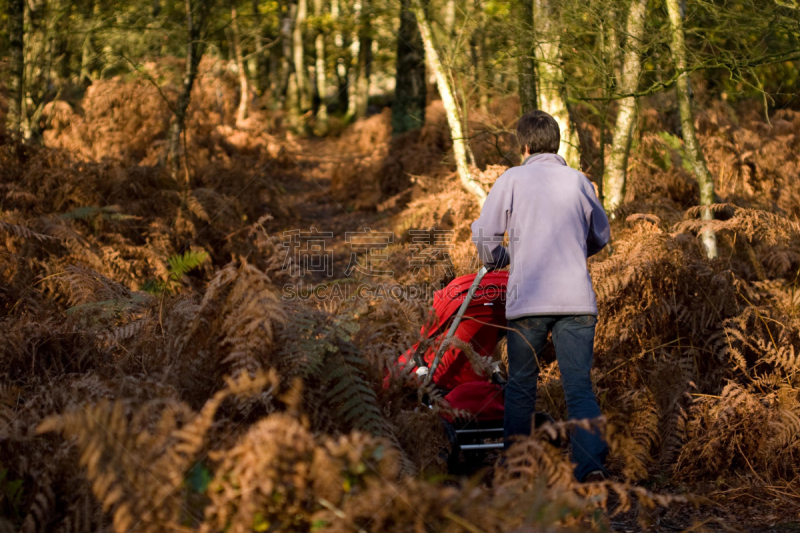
[397,270,508,390]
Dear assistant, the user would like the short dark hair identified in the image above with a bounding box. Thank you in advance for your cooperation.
[516,110,560,155]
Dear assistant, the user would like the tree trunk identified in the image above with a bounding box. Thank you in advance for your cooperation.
[293,0,311,110]
[443,0,455,37]
[169,0,209,181]
[251,0,268,95]
[6,0,24,140]
[45,0,58,86]
[287,72,301,124]
[514,0,536,114]
[344,0,360,121]
[603,0,647,213]
[532,0,580,168]
[313,0,329,134]
[469,0,488,112]
[355,0,371,119]
[332,0,348,112]
[80,32,93,84]
[666,0,717,259]
[413,0,487,204]
[605,5,622,83]
[49,0,70,84]
[22,0,49,143]
[279,1,295,108]
[231,1,250,124]
[79,0,95,85]
[282,3,302,125]
[392,0,426,134]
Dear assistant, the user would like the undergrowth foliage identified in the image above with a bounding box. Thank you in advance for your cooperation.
[1,76,800,532]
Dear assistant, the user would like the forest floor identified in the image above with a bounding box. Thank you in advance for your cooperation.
[284,138,393,276]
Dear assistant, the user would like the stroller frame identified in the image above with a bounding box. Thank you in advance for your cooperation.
[415,266,493,382]
[411,267,556,463]
[416,267,508,455]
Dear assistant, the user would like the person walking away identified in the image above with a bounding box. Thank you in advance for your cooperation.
[471,110,610,482]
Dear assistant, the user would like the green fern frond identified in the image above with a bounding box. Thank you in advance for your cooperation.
[143,250,209,295]
[322,343,387,437]
[168,250,209,280]
[276,306,360,378]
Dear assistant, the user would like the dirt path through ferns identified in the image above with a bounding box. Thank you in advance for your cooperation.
[278,136,395,281]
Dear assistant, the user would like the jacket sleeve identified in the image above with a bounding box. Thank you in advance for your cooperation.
[583,178,610,256]
[471,174,511,269]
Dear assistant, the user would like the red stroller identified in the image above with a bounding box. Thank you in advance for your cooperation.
[398,267,553,468]
[396,267,555,466]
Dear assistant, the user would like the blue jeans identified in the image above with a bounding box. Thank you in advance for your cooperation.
[505,314,608,481]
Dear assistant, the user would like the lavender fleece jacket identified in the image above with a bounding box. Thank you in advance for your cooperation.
[471,153,610,319]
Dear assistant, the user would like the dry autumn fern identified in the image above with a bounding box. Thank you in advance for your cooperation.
[4,79,800,532]
[37,371,278,533]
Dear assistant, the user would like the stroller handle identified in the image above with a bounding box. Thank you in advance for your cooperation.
[421,266,492,384]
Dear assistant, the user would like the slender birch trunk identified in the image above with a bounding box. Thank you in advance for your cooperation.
[285,0,301,125]
[6,0,24,140]
[603,0,647,213]
[50,0,70,84]
[413,0,487,204]
[231,1,250,124]
[251,0,268,95]
[79,0,95,84]
[80,30,93,84]
[287,72,300,122]
[313,0,329,133]
[532,0,580,168]
[269,44,280,98]
[344,0,361,121]
[596,19,608,203]
[392,0,426,134]
[22,0,33,140]
[46,0,58,85]
[293,0,311,110]
[332,0,348,111]
[514,0,536,114]
[279,1,295,108]
[443,0,455,37]
[471,0,488,112]
[666,0,717,259]
[354,0,371,119]
[22,0,49,143]
[606,6,621,83]
[169,0,208,181]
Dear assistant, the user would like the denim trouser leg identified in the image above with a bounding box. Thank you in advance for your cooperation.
[504,315,608,481]
[504,316,549,448]
[552,315,608,481]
